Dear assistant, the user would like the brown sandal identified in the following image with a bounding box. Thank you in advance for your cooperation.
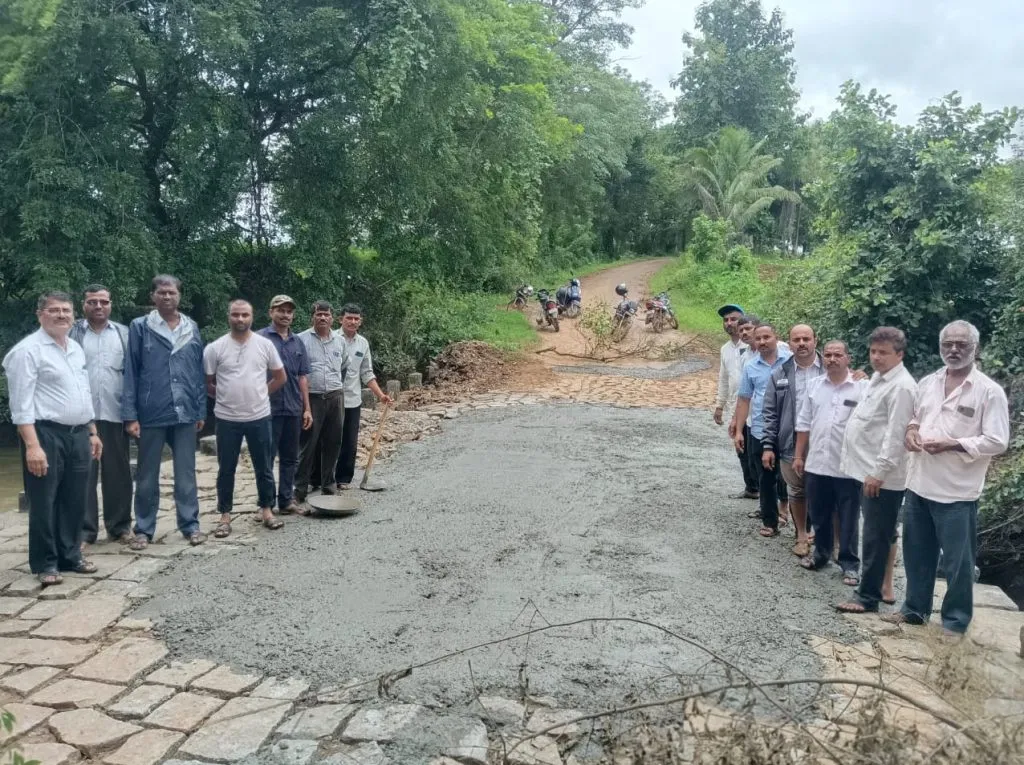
[129,534,149,551]
[214,522,231,538]
[38,572,63,586]
[759,527,779,538]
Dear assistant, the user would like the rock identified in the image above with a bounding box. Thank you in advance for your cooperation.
[107,683,177,718]
[48,708,141,755]
[876,637,934,664]
[190,664,262,696]
[146,659,217,689]
[0,702,54,742]
[474,696,527,726]
[72,636,167,684]
[116,617,154,631]
[110,558,168,582]
[0,636,97,667]
[8,742,77,765]
[973,583,1018,611]
[65,554,132,579]
[5,575,42,597]
[437,715,489,764]
[320,742,390,765]
[502,733,563,765]
[985,698,1024,717]
[1,666,62,694]
[143,691,225,732]
[969,607,1024,654]
[0,597,34,616]
[32,595,127,639]
[86,579,144,598]
[177,695,291,762]
[276,704,357,738]
[38,576,93,600]
[104,728,184,765]
[19,600,72,621]
[527,709,584,742]
[265,738,320,765]
[251,675,310,700]
[342,704,427,742]
[29,678,125,709]
[0,620,39,635]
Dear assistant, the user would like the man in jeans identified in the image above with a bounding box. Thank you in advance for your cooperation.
[258,296,313,514]
[884,321,1009,635]
[836,327,916,615]
[733,323,792,537]
[713,304,755,498]
[204,300,286,536]
[70,284,133,546]
[123,275,207,550]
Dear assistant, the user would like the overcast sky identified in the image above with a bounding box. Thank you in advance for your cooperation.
[616,0,1024,123]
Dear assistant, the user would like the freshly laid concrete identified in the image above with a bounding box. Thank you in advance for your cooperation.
[138,405,863,710]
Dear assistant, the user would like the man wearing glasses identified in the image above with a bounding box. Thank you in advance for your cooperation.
[70,285,133,546]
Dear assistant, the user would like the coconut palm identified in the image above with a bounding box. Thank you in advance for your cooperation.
[682,126,800,235]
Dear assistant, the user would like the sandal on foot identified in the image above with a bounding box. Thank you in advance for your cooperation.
[68,560,98,574]
[842,571,860,586]
[262,515,284,530]
[880,612,923,626]
[836,601,875,614]
[129,534,149,551]
[881,597,897,606]
[188,532,206,546]
[213,522,231,539]
[791,540,811,557]
[38,571,63,586]
[798,556,827,571]
[759,527,779,538]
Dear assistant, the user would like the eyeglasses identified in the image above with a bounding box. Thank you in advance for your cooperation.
[940,341,972,350]
[84,299,111,307]
[43,307,73,316]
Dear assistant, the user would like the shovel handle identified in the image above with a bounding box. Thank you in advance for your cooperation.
[360,403,392,487]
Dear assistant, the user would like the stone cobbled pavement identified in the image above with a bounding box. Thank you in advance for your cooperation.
[0,394,1022,764]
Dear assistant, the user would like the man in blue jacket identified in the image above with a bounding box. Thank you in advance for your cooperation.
[122,275,207,550]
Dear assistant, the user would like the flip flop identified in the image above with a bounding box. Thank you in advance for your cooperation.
[38,572,63,586]
[68,560,98,574]
[881,598,897,606]
[262,516,284,530]
[842,571,860,586]
[798,556,827,571]
[836,601,875,614]
[759,527,779,538]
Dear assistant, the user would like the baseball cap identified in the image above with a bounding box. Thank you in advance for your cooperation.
[717,304,744,317]
[269,295,297,309]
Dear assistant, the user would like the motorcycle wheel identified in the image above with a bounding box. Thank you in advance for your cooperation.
[652,314,665,333]
[552,317,560,332]
[566,304,580,319]
[669,316,679,330]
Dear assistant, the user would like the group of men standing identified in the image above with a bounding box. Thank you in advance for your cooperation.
[2,278,390,586]
[714,305,1009,636]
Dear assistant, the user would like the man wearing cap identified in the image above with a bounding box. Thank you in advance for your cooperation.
[258,296,313,514]
[714,304,756,499]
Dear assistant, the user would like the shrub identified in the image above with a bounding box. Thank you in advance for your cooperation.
[688,214,731,264]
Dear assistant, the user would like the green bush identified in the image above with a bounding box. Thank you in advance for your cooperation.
[688,214,731,264]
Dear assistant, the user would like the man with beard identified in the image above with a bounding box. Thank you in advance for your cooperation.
[70,284,133,546]
[4,291,101,585]
[204,300,286,536]
[713,304,756,498]
[884,321,1008,635]
[258,296,313,515]
[123,275,207,550]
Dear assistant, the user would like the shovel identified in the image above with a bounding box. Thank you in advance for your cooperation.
[359,403,392,491]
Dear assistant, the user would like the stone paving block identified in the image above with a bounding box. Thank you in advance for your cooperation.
[265,738,319,765]
[38,576,93,600]
[5,575,42,597]
[71,636,168,683]
[146,659,217,689]
[0,570,24,591]
[106,683,177,718]
[974,583,1019,611]
[190,664,262,696]
[0,702,54,742]
[438,716,489,764]
[19,600,72,621]
[30,678,125,709]
[8,742,78,765]
[177,696,291,762]
[143,691,224,732]
[320,742,390,765]
[116,616,154,631]
[0,664,10,677]
[0,619,40,635]
[1,666,62,694]
[32,595,127,639]
[0,597,33,616]
[276,704,356,738]
[49,708,141,756]
[86,579,144,598]
[110,558,168,582]
[0,637,97,666]
[130,543,189,558]
[104,727,184,765]
[65,554,132,579]
[0,553,28,571]
[342,704,427,743]
[970,607,1024,654]
[251,676,310,700]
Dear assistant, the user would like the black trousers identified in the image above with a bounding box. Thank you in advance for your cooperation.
[737,424,758,493]
[748,433,788,529]
[296,391,343,497]
[23,421,90,574]
[805,472,861,571]
[854,487,904,610]
[82,420,133,543]
[335,406,362,485]
[271,415,302,509]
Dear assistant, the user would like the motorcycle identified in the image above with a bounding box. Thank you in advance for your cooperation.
[555,278,582,318]
[611,296,637,342]
[644,291,679,333]
[535,289,561,332]
[507,285,534,311]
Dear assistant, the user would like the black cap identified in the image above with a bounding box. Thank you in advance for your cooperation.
[717,304,744,317]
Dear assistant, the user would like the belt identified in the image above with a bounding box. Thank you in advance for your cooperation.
[308,389,344,400]
[36,420,91,434]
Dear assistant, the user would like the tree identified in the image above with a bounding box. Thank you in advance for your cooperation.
[682,126,799,238]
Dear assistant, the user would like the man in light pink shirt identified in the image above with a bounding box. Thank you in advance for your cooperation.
[884,321,1009,635]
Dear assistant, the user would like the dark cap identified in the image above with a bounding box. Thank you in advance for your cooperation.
[269,294,296,309]
[717,304,744,317]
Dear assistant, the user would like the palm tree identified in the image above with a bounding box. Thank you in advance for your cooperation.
[682,126,800,236]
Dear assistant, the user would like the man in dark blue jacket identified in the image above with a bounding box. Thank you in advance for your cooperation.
[122,275,207,550]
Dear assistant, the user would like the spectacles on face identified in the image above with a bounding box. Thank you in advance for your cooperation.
[940,340,972,350]
[43,307,73,316]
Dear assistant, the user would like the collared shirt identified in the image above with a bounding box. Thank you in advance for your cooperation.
[840,363,917,489]
[2,329,95,426]
[258,326,311,417]
[298,329,347,394]
[716,339,749,412]
[80,323,125,422]
[147,310,190,348]
[338,332,376,408]
[793,356,822,406]
[203,333,283,422]
[906,366,1009,503]
[797,372,867,478]
[738,346,793,439]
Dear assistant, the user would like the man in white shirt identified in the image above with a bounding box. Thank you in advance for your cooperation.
[70,285,133,546]
[793,340,866,580]
[713,304,756,498]
[884,321,1009,635]
[204,300,287,536]
[3,291,102,585]
[836,327,916,614]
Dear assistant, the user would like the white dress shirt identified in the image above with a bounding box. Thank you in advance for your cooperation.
[840,363,917,490]
[338,332,377,408]
[793,356,822,405]
[2,329,95,426]
[797,372,867,478]
[906,366,1009,503]
[716,339,749,412]
[81,323,125,423]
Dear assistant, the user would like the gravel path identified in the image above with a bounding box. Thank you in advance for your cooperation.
[138,404,861,710]
[551,359,710,379]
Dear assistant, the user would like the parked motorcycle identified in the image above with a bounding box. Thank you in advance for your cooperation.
[535,289,561,332]
[555,278,582,318]
[507,284,534,311]
[611,283,636,342]
[644,291,679,333]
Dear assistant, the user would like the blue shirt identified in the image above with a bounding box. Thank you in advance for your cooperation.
[258,326,311,417]
[738,346,793,439]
